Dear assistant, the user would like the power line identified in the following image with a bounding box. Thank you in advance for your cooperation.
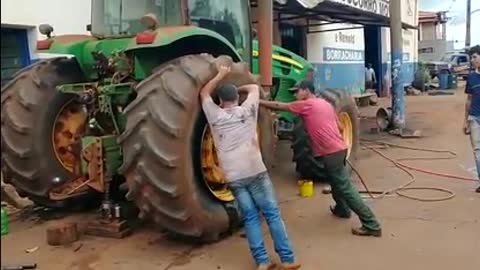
[446,0,456,13]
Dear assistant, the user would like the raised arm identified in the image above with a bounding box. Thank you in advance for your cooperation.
[200,65,231,101]
[239,84,261,111]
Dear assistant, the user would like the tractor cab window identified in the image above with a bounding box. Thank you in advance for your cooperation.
[91,0,181,36]
[188,0,251,63]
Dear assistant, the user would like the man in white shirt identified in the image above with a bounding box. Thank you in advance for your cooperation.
[200,65,300,270]
[365,63,376,89]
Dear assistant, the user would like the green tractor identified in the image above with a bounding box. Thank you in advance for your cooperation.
[1,0,358,242]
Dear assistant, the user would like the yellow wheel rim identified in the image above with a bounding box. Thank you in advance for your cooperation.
[200,125,261,202]
[52,101,87,173]
[338,112,353,158]
[200,127,235,202]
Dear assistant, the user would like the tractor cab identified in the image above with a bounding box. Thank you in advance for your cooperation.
[89,0,251,63]
[90,0,183,36]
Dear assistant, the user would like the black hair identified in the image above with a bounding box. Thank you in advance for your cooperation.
[216,84,239,102]
[469,45,480,56]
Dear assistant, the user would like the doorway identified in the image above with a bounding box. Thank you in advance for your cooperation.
[1,27,31,86]
[279,23,306,57]
[363,25,382,95]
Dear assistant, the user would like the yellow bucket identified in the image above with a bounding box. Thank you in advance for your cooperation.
[298,180,314,197]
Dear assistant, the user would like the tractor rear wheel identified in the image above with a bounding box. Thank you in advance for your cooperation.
[291,89,359,181]
[1,58,89,208]
[119,54,275,242]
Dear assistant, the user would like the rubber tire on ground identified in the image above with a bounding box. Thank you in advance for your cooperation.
[291,88,359,181]
[1,58,88,208]
[118,54,275,242]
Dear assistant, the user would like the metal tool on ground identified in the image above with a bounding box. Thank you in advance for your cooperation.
[375,107,422,138]
[85,209,133,239]
[100,176,114,220]
[85,200,135,239]
[376,107,392,131]
[1,264,37,270]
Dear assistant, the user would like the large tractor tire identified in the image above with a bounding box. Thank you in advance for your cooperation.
[118,54,275,242]
[1,58,87,208]
[291,89,359,181]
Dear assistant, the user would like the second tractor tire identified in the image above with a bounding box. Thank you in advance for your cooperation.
[291,88,359,181]
[1,58,88,208]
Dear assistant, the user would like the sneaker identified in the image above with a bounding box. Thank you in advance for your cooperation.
[257,263,276,270]
[330,205,351,219]
[476,186,480,193]
[351,226,382,237]
[281,262,302,270]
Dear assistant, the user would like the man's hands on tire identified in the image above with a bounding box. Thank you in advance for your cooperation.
[200,64,231,99]
[216,65,231,79]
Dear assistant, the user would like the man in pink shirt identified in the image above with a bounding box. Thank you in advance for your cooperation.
[260,80,381,237]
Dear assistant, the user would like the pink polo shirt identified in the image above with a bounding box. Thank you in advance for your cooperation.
[288,98,347,157]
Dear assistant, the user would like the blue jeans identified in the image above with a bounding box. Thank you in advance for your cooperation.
[228,172,295,266]
[468,116,480,182]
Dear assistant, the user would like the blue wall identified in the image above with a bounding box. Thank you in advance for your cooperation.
[312,63,365,96]
[311,61,417,96]
[1,28,31,86]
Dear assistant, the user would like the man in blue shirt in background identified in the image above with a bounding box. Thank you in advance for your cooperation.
[464,45,480,193]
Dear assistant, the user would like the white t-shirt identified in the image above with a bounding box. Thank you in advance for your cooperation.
[202,89,266,182]
[365,67,376,82]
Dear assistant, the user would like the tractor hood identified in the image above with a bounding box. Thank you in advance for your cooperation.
[252,40,313,80]
[36,26,240,80]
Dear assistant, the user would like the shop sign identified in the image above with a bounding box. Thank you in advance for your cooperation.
[326,0,390,17]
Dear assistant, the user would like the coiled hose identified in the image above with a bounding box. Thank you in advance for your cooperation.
[348,139,477,202]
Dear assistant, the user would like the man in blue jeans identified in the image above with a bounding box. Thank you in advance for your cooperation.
[464,46,480,193]
[200,65,301,270]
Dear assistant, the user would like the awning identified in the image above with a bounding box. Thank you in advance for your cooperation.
[251,0,417,30]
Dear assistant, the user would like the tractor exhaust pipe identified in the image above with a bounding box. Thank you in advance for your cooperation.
[257,0,273,90]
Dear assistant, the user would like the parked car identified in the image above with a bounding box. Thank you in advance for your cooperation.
[426,52,471,80]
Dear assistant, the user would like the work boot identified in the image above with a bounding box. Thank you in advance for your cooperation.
[330,205,351,219]
[281,262,301,270]
[476,186,480,193]
[257,263,276,270]
[351,226,382,237]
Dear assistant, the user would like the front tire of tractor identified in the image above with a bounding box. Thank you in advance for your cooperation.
[1,58,87,208]
[291,89,359,181]
[119,54,275,242]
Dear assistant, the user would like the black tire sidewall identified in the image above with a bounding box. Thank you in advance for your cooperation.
[1,58,91,207]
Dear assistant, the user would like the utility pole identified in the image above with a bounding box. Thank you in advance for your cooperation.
[389,0,405,129]
[257,0,273,90]
[466,0,471,48]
